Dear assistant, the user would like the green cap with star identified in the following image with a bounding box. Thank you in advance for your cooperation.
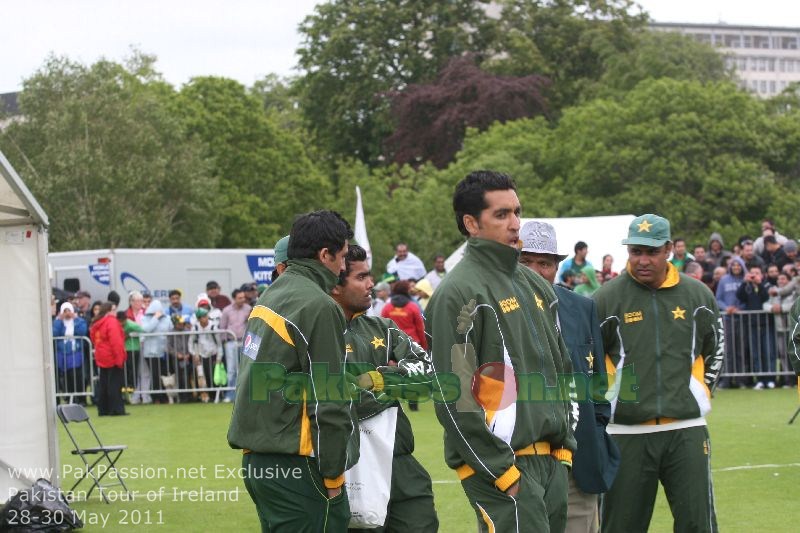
[622,214,671,247]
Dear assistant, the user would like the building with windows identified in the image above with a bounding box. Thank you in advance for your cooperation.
[651,22,800,98]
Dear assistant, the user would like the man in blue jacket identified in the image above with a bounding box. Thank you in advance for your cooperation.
[519,220,620,533]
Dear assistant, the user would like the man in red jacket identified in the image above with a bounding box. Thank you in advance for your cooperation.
[90,303,128,416]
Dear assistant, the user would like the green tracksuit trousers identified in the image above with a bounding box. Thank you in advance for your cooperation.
[460,455,569,533]
[242,453,350,533]
[601,426,718,533]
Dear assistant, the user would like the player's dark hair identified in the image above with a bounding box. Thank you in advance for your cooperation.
[574,241,588,253]
[453,171,517,237]
[288,210,353,260]
[168,289,181,298]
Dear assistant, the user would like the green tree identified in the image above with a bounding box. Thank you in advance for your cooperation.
[296,0,496,165]
[595,30,733,97]
[489,0,647,108]
[0,52,219,251]
[442,78,800,246]
[176,77,333,247]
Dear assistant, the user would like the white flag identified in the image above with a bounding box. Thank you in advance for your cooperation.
[354,186,372,268]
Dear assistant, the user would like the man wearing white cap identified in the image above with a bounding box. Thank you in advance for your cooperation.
[519,221,620,533]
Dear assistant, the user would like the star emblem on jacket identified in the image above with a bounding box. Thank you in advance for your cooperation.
[370,336,386,349]
[672,306,686,320]
[534,293,544,310]
[586,351,594,371]
[638,219,653,232]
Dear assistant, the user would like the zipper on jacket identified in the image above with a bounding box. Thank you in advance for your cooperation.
[511,278,558,427]
[652,290,662,416]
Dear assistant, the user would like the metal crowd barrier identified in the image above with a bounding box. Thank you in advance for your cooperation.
[52,335,95,403]
[53,329,241,404]
[719,309,795,382]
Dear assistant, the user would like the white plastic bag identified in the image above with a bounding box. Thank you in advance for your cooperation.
[345,406,398,529]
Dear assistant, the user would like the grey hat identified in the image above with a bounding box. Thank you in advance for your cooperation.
[374,282,390,293]
[520,221,568,261]
[785,239,798,253]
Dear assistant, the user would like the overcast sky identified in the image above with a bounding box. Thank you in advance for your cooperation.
[2,1,797,94]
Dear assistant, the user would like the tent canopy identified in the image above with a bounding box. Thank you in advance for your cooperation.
[0,150,56,503]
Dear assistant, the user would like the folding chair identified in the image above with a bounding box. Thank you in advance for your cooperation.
[56,404,129,503]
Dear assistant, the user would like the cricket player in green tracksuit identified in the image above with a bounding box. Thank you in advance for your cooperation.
[427,171,577,533]
[593,214,724,533]
[788,298,800,377]
[331,244,439,532]
[228,211,383,533]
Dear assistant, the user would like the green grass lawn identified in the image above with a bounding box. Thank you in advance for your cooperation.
[52,388,799,532]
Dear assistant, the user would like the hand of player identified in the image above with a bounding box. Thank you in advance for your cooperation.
[345,372,374,392]
[506,481,520,497]
[327,486,342,499]
[456,299,477,334]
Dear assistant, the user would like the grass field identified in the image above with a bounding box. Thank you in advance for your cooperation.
[48,388,799,532]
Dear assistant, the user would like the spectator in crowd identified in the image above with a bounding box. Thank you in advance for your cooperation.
[189,307,220,403]
[168,315,193,402]
[784,239,798,266]
[600,254,617,283]
[52,302,88,404]
[240,282,258,306]
[90,303,127,416]
[368,281,390,317]
[765,263,780,288]
[141,297,171,403]
[386,242,427,281]
[206,281,231,310]
[518,220,619,533]
[125,291,148,404]
[271,235,290,283]
[574,265,601,297]
[558,240,593,284]
[167,289,194,323]
[710,265,727,294]
[424,254,447,290]
[194,294,221,328]
[107,290,121,307]
[737,266,775,389]
[594,214,722,532]
[228,210,356,531]
[692,245,715,282]
[331,244,439,532]
[761,235,790,270]
[219,288,252,403]
[754,218,788,255]
[561,270,577,289]
[75,291,92,319]
[381,281,427,351]
[411,278,434,312]
[707,232,732,267]
[89,300,103,321]
[668,237,694,272]
[685,261,706,285]
[766,272,797,385]
[142,291,153,308]
[741,240,766,272]
[716,256,746,388]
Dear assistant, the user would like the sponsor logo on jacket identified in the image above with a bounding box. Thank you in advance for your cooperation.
[624,310,643,324]
[499,297,520,313]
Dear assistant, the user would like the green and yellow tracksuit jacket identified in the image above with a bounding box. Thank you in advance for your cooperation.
[593,263,724,432]
[426,238,576,492]
[345,313,433,456]
[227,259,357,489]
[786,298,800,375]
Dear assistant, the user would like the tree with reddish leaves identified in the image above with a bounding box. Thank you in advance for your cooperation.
[384,56,550,169]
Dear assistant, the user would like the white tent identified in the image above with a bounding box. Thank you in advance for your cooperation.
[444,214,636,275]
[0,151,57,503]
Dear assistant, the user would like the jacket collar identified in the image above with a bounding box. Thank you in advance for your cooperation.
[465,237,520,275]
[284,258,340,293]
[626,261,680,289]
